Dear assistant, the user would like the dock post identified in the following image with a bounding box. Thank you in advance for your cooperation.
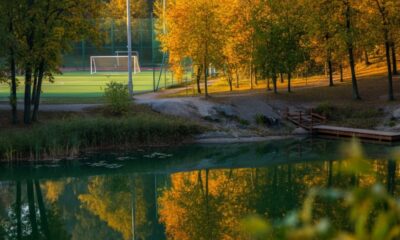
[311,115,314,133]
[285,107,289,119]
[299,111,302,125]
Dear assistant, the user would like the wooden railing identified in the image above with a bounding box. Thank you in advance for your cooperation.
[283,108,327,131]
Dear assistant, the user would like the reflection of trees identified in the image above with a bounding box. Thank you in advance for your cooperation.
[79,176,132,239]
[1,140,400,239]
[72,208,122,240]
[159,169,263,240]
[387,160,396,195]
[27,180,39,239]
[2,180,69,240]
[159,158,400,239]
[16,181,22,239]
[79,175,161,240]
[42,180,66,204]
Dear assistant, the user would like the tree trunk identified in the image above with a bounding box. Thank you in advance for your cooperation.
[348,47,361,100]
[24,0,35,124]
[340,64,344,82]
[35,180,50,239]
[10,48,18,124]
[385,39,394,100]
[227,67,233,92]
[345,1,361,100]
[24,68,32,124]
[27,180,38,239]
[364,50,370,66]
[32,62,45,122]
[203,52,209,98]
[8,17,18,124]
[254,67,258,85]
[272,74,277,94]
[328,58,334,87]
[196,66,202,94]
[250,65,253,89]
[16,181,22,240]
[235,68,239,88]
[287,72,292,92]
[392,42,398,75]
[31,67,38,104]
[267,76,271,91]
[280,73,284,83]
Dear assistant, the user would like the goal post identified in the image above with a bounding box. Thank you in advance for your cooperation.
[115,51,139,58]
[90,56,141,74]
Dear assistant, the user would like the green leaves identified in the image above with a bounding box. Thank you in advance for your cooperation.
[241,215,272,239]
[339,137,372,175]
[104,81,131,115]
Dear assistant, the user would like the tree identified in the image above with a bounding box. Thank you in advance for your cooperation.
[254,0,307,93]
[0,0,19,124]
[305,0,342,87]
[156,0,226,97]
[0,0,103,124]
[362,0,400,100]
[102,0,150,48]
[277,0,309,92]
[220,0,262,90]
[342,0,362,100]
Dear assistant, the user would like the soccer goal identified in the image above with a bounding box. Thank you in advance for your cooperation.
[90,55,141,74]
[115,51,139,58]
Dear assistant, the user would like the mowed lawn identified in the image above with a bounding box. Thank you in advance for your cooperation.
[0,70,176,100]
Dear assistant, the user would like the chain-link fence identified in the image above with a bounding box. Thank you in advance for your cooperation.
[0,17,193,100]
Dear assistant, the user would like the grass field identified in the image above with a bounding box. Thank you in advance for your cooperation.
[0,70,182,102]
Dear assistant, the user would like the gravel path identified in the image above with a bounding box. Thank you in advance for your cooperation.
[0,103,102,112]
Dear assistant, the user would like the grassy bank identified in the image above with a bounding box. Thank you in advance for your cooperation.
[0,114,202,161]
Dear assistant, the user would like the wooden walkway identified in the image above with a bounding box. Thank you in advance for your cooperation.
[284,109,400,142]
[313,125,400,142]
[284,108,327,131]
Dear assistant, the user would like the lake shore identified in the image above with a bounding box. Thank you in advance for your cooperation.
[0,107,202,162]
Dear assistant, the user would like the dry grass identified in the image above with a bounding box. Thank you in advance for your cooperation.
[168,58,397,103]
[167,58,400,129]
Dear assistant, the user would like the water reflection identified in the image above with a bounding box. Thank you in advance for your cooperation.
[0,139,398,239]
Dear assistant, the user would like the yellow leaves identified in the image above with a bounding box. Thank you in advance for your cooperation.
[158,169,260,240]
[105,0,149,19]
[42,180,66,203]
[79,177,132,240]
[156,0,261,77]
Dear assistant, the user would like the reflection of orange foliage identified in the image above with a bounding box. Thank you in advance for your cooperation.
[79,177,132,240]
[42,180,67,203]
[159,169,260,240]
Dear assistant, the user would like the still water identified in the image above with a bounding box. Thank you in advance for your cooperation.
[0,138,398,240]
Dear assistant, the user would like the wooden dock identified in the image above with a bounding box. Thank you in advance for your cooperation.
[284,109,400,142]
[313,125,400,142]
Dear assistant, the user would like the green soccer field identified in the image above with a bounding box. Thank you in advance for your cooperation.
[0,70,183,101]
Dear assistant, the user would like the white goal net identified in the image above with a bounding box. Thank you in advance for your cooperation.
[90,55,141,74]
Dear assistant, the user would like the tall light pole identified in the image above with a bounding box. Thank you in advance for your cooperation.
[127,0,133,97]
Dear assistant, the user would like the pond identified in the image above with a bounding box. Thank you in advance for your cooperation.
[0,138,398,239]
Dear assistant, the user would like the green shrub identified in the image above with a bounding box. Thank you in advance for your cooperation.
[314,102,336,118]
[238,118,250,126]
[104,81,131,115]
[254,114,268,125]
